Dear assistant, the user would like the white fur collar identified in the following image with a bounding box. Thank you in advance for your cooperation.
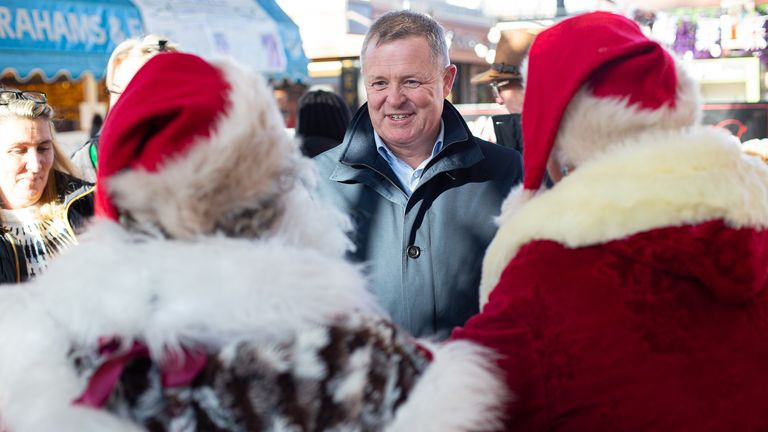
[480,126,768,306]
[39,222,378,355]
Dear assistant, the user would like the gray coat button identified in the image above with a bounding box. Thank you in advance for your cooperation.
[407,245,421,259]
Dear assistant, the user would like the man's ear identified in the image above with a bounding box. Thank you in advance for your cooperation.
[443,64,457,96]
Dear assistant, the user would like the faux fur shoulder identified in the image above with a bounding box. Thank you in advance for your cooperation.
[388,340,508,432]
[0,221,377,431]
[272,162,355,257]
[480,127,768,305]
[38,221,377,354]
[0,221,506,431]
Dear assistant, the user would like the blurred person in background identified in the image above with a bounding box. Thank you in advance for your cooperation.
[70,35,179,182]
[314,10,523,339]
[295,89,352,157]
[453,12,768,430]
[0,53,506,432]
[89,113,103,140]
[471,28,538,153]
[0,89,93,283]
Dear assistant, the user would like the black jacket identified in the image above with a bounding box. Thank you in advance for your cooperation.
[494,113,553,187]
[0,172,94,284]
[492,113,524,153]
[300,135,341,158]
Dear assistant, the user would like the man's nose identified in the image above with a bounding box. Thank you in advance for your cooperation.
[386,84,406,106]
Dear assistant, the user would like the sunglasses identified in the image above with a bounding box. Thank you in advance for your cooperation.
[0,90,47,105]
[489,80,511,99]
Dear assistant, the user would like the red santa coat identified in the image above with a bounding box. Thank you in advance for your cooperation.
[453,127,768,431]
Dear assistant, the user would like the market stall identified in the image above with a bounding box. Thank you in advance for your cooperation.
[0,0,142,80]
[0,0,308,131]
[131,0,308,84]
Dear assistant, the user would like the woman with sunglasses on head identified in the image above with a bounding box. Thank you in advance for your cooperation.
[0,90,94,283]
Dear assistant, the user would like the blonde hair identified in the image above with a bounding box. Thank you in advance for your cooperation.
[0,96,76,218]
[106,35,180,92]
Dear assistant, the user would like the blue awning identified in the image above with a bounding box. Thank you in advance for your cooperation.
[254,0,309,83]
[0,0,143,81]
[131,0,309,84]
[0,0,308,83]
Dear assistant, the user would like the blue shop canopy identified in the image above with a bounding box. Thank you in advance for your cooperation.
[255,0,309,83]
[0,0,308,83]
[130,0,309,83]
[0,0,143,81]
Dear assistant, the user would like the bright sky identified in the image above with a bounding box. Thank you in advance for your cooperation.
[445,0,483,8]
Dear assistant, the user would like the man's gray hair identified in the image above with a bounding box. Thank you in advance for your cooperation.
[361,10,450,69]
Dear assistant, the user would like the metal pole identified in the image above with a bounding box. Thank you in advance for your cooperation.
[556,0,566,17]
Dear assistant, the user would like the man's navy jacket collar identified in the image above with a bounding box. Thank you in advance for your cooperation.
[329,100,485,189]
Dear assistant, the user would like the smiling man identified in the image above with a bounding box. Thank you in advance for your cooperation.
[314,10,523,338]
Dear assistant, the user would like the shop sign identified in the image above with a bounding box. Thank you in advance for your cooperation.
[132,0,287,74]
[0,0,142,53]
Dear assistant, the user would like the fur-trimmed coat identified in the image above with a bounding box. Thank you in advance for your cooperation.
[453,127,768,431]
[0,220,506,432]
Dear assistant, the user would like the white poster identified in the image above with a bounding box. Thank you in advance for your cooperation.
[132,0,287,74]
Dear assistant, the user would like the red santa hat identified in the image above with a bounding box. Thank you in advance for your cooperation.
[95,52,299,239]
[521,11,699,191]
[95,53,227,219]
